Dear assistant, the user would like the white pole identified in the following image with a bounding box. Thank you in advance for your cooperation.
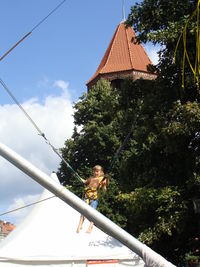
[0,142,175,267]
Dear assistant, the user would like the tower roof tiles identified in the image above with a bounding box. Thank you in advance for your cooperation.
[87,22,156,88]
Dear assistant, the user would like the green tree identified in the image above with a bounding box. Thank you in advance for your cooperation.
[120,0,200,264]
[117,79,200,264]
[58,1,200,265]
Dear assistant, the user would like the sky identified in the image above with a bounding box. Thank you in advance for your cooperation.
[0,0,160,226]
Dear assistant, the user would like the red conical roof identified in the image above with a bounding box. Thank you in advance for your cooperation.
[87,22,157,88]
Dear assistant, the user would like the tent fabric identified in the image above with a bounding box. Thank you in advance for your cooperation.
[0,173,144,266]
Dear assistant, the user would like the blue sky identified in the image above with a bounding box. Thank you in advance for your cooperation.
[0,0,160,226]
[0,0,158,104]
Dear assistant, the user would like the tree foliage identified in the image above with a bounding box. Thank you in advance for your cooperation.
[57,0,200,265]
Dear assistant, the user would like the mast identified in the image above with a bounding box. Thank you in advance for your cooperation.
[122,0,125,22]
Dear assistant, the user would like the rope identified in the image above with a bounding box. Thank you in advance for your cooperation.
[0,32,32,62]
[0,78,43,136]
[46,141,83,183]
[0,196,55,217]
[0,0,67,62]
[31,0,67,32]
[174,0,200,89]
[0,77,83,184]
[108,124,134,173]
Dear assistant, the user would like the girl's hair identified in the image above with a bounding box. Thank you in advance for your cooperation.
[93,165,104,175]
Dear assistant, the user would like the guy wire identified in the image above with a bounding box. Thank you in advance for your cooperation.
[0,0,67,62]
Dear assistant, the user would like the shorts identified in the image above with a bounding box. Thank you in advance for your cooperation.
[84,198,98,210]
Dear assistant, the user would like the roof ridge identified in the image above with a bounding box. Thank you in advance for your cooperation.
[125,24,134,69]
[100,24,121,73]
[86,24,121,85]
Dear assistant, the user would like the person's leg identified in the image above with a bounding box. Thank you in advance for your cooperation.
[86,199,98,233]
[77,198,88,233]
[77,215,85,233]
[86,221,94,233]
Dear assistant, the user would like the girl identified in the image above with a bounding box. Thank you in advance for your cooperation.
[76,165,109,233]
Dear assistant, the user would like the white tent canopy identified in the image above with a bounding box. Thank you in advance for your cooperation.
[0,173,144,267]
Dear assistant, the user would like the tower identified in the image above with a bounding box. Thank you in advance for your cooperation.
[86,21,157,90]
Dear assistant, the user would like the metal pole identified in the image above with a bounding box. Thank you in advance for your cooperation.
[122,0,125,22]
[0,142,175,267]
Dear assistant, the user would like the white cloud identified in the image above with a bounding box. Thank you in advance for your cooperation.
[0,80,74,225]
[53,80,69,91]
